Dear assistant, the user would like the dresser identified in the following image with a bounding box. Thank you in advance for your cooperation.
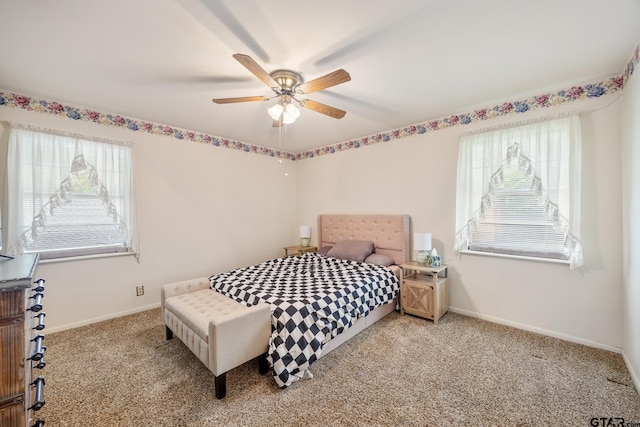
[0,254,45,427]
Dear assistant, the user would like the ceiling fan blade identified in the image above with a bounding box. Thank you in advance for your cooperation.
[296,69,351,94]
[212,95,270,104]
[233,53,279,88]
[299,99,346,119]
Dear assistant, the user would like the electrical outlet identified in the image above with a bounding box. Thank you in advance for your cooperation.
[136,285,144,296]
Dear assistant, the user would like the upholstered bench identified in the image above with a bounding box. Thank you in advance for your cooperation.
[161,277,271,399]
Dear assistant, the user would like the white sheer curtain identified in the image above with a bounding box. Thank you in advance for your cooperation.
[4,124,138,258]
[454,116,582,269]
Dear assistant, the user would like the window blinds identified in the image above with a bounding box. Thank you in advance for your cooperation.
[454,116,582,269]
[4,125,137,259]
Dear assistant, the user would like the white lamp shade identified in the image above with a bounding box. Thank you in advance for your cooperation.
[282,104,300,124]
[268,103,284,120]
[413,232,432,251]
[299,225,311,238]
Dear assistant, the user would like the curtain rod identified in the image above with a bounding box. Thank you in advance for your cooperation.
[461,110,580,137]
[5,122,134,147]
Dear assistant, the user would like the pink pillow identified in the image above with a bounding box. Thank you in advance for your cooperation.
[327,240,374,262]
[364,253,394,266]
[318,246,333,256]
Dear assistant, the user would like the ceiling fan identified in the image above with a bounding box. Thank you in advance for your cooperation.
[212,54,351,126]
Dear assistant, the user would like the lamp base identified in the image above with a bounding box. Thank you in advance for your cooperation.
[300,237,310,247]
[416,250,430,264]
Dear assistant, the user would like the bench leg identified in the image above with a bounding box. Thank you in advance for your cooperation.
[214,373,227,399]
[165,326,173,340]
[258,353,269,375]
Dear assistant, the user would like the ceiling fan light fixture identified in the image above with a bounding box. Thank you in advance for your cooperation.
[267,103,284,121]
[282,103,300,124]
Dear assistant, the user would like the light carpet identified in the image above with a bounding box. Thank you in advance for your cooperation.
[38,308,640,426]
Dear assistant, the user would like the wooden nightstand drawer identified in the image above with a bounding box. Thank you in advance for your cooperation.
[402,278,435,318]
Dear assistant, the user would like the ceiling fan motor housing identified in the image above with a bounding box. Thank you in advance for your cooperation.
[270,69,303,95]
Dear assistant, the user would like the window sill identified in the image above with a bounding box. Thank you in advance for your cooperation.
[38,251,136,264]
[459,250,570,266]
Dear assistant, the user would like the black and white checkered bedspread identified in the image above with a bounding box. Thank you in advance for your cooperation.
[208,252,400,388]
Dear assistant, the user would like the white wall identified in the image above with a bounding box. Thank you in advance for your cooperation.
[297,95,624,351]
[0,107,297,332]
[0,77,631,362]
[621,62,640,390]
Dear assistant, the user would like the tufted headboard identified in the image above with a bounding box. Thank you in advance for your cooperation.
[317,214,410,266]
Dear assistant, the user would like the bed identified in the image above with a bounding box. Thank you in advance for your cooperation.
[208,214,410,388]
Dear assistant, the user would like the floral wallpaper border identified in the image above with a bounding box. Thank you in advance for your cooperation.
[297,76,622,160]
[1,42,638,161]
[298,42,638,160]
[0,92,296,160]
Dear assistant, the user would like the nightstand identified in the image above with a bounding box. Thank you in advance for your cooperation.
[401,262,449,324]
[283,245,317,257]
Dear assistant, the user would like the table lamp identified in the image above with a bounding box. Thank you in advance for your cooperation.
[414,232,432,264]
[299,225,311,247]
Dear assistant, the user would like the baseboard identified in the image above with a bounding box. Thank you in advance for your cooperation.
[46,302,161,334]
[449,306,623,354]
[621,350,640,395]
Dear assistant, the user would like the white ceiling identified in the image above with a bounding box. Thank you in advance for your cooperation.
[1,0,639,153]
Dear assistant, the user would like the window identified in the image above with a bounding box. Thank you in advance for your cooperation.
[454,116,582,269]
[3,125,137,260]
